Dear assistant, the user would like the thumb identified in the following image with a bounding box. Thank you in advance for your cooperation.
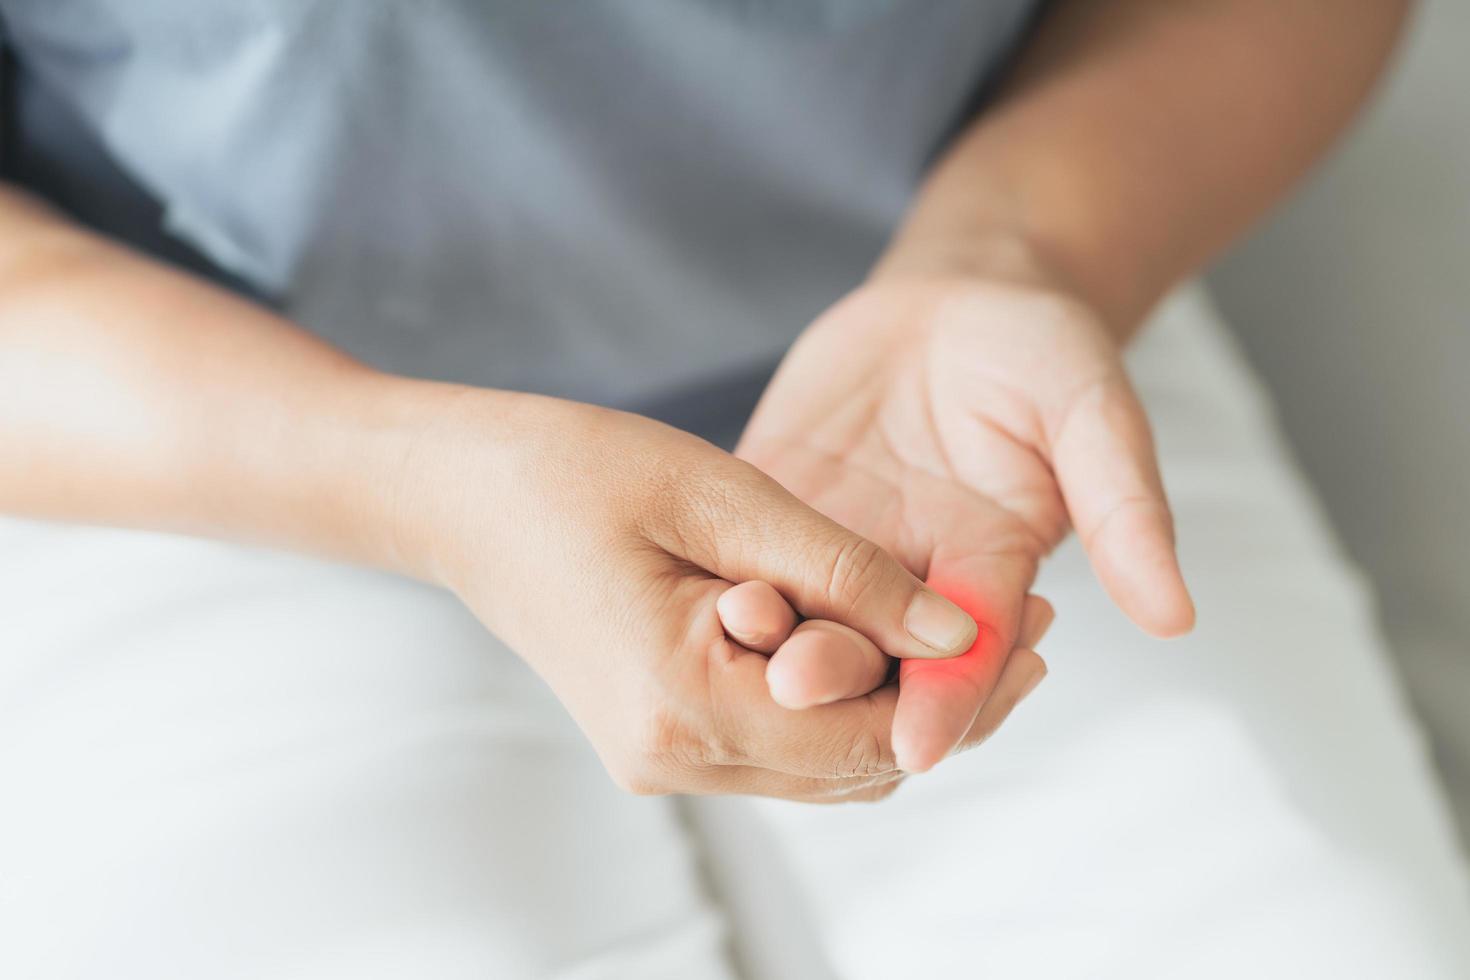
[1048,372,1194,637]
[660,461,977,660]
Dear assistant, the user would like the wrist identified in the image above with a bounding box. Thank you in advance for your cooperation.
[362,378,531,591]
[872,188,1168,342]
[870,226,1056,290]
[877,225,1150,343]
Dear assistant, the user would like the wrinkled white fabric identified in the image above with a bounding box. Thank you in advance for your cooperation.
[0,535,735,979]
[2,285,1468,979]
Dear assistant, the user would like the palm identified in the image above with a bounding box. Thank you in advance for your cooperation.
[739,277,1192,769]
[740,398,1053,626]
[740,279,1086,640]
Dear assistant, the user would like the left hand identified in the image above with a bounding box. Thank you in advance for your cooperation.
[737,266,1194,772]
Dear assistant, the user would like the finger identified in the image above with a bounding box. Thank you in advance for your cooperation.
[953,647,1047,756]
[698,765,906,803]
[787,774,905,804]
[1017,594,1055,649]
[661,461,978,660]
[714,641,901,779]
[765,620,891,709]
[813,776,906,805]
[891,549,1033,773]
[716,580,798,654]
[1049,374,1195,637]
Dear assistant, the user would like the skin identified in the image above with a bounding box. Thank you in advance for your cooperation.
[718,581,1052,710]
[729,0,1411,773]
[0,189,976,801]
[0,0,1410,797]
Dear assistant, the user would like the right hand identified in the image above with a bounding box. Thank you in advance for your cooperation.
[397,390,984,801]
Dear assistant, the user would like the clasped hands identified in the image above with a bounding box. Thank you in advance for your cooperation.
[424,268,1193,803]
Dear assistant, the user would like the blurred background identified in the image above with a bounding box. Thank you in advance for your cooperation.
[1208,0,1468,842]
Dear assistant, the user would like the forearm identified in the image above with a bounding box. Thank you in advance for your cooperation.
[878,0,1412,335]
[0,185,508,580]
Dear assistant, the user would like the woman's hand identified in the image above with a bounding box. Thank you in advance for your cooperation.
[0,187,989,801]
[716,578,1053,760]
[394,389,987,800]
[737,265,1194,772]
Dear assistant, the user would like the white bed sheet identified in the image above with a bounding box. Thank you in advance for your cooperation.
[0,284,1466,979]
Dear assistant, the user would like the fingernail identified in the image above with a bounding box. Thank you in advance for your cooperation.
[904,590,977,655]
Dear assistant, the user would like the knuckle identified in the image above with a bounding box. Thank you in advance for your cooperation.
[835,727,892,779]
[622,705,724,793]
[638,707,691,763]
[606,754,668,797]
[821,535,889,612]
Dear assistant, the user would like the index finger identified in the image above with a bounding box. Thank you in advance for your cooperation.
[714,642,900,779]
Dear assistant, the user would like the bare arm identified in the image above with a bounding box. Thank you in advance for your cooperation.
[878,0,1413,333]
[0,186,450,575]
[739,0,1412,765]
[0,187,985,799]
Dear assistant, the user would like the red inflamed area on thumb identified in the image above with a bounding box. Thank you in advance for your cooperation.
[892,576,1008,774]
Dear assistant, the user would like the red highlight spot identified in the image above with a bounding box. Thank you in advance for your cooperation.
[890,575,1011,771]
[899,576,999,682]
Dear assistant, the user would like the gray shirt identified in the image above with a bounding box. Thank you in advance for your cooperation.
[1,0,1042,442]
